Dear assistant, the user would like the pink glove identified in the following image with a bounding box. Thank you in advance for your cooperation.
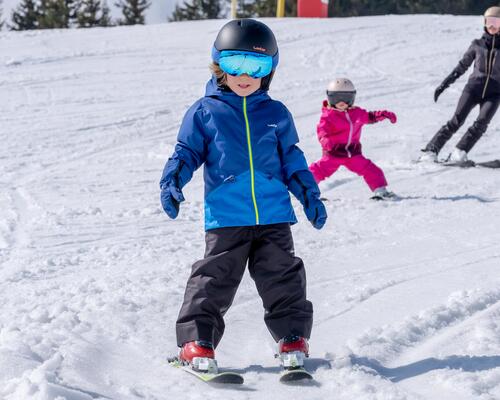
[370,110,397,124]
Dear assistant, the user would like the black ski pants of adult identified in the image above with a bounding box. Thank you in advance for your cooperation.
[175,223,313,348]
[426,89,500,154]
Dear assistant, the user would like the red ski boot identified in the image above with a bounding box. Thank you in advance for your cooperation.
[179,340,218,373]
[277,335,309,369]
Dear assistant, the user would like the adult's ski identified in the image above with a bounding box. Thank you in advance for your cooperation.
[443,159,500,168]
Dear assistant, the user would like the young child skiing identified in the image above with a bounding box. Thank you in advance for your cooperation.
[309,78,397,200]
[420,6,500,163]
[160,19,327,376]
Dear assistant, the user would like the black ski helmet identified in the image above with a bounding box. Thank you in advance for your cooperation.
[212,19,279,90]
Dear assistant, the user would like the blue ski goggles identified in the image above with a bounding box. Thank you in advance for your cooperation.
[218,50,274,78]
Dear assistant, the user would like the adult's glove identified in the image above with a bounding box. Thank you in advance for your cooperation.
[369,110,397,124]
[434,85,447,102]
[288,170,327,229]
[159,158,187,219]
[434,70,460,102]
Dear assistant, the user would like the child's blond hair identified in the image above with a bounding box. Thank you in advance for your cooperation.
[210,62,228,87]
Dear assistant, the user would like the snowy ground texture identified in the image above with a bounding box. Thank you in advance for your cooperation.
[1,15,500,400]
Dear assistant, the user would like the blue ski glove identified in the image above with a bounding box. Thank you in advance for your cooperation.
[306,197,327,229]
[160,181,184,219]
[159,158,187,219]
[287,170,327,229]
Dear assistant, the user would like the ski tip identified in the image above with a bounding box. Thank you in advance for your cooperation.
[279,369,313,384]
[475,159,500,168]
[209,373,244,385]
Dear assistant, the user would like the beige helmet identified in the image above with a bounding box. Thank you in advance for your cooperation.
[327,78,356,93]
[326,78,356,106]
[484,6,500,18]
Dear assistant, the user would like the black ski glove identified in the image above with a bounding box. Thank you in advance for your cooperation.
[434,70,460,102]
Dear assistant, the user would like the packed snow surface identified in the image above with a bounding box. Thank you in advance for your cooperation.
[1,15,500,400]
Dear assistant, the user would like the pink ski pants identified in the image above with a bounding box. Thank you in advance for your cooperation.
[309,154,387,191]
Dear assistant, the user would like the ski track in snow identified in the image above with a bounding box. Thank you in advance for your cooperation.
[1,15,500,400]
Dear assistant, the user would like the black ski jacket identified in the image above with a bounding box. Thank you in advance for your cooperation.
[453,32,500,99]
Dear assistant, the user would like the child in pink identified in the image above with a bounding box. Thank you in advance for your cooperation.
[309,78,397,199]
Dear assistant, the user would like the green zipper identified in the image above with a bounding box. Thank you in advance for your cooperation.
[243,97,260,225]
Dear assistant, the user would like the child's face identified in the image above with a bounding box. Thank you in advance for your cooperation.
[485,16,500,35]
[334,101,350,111]
[226,74,262,97]
[487,25,500,35]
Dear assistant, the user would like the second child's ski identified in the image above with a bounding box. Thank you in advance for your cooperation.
[371,191,399,201]
[168,357,244,385]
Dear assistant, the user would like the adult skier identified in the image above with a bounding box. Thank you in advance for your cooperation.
[420,6,500,163]
[159,19,327,376]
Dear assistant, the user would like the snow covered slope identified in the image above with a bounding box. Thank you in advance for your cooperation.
[1,15,500,400]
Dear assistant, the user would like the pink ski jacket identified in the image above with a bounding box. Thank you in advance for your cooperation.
[316,100,396,158]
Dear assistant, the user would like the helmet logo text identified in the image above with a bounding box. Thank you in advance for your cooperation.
[253,46,266,52]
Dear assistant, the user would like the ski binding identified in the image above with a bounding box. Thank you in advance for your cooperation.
[168,357,244,385]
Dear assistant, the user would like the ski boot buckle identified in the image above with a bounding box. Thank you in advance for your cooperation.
[278,351,306,369]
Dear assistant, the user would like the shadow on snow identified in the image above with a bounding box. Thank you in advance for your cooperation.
[350,354,500,382]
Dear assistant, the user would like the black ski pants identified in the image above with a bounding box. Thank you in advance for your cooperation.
[175,223,313,348]
[425,90,500,154]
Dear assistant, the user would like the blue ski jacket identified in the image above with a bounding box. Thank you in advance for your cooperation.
[161,77,317,231]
